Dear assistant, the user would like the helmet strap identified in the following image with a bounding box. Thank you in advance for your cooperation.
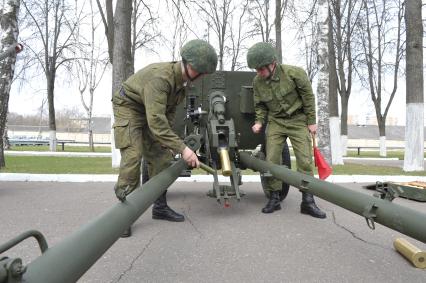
[266,62,276,80]
[183,60,201,82]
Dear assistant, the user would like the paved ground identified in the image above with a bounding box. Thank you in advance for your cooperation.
[1,181,425,282]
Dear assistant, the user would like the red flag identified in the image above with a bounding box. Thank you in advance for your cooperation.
[312,135,332,180]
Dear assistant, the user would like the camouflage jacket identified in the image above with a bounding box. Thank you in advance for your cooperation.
[253,64,316,126]
[114,61,187,154]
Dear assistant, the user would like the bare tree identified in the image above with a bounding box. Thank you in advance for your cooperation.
[131,0,160,69]
[330,0,361,155]
[37,97,48,137]
[95,0,113,63]
[112,1,133,110]
[403,0,424,171]
[274,0,291,63]
[74,0,108,151]
[244,0,292,65]
[190,0,235,71]
[291,2,320,81]
[96,0,133,167]
[275,0,282,63]
[228,0,250,70]
[356,0,405,157]
[22,0,82,151]
[248,0,273,42]
[0,0,21,167]
[163,0,193,60]
[328,6,344,165]
[316,0,331,163]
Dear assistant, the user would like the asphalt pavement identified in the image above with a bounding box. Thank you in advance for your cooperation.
[0,181,425,282]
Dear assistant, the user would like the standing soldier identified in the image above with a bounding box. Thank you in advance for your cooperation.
[112,39,218,237]
[247,42,326,218]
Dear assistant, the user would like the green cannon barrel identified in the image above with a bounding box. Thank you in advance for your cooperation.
[239,152,426,244]
[21,159,187,283]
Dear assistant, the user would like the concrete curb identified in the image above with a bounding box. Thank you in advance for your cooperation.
[1,173,426,183]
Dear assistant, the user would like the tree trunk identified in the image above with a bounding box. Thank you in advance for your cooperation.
[378,118,386,157]
[47,70,57,151]
[111,0,133,168]
[0,0,20,168]
[316,0,331,164]
[112,2,133,92]
[264,0,270,42]
[89,129,94,152]
[340,94,349,155]
[403,0,424,171]
[3,127,10,150]
[275,0,282,63]
[87,110,95,152]
[328,7,343,165]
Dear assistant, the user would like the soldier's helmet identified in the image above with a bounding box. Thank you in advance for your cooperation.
[181,40,218,74]
[247,42,277,69]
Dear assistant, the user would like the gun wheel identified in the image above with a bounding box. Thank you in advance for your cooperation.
[259,142,291,201]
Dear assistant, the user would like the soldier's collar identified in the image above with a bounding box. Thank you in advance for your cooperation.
[269,64,281,82]
[173,61,185,89]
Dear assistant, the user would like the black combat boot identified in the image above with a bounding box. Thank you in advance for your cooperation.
[300,192,326,219]
[121,226,132,238]
[152,191,185,222]
[262,191,281,213]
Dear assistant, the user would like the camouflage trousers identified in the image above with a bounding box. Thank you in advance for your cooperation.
[265,114,314,192]
[112,100,174,197]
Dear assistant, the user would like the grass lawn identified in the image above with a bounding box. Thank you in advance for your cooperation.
[1,156,118,174]
[2,156,425,176]
[330,162,426,176]
[346,149,426,160]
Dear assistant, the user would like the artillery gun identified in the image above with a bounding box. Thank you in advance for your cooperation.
[1,71,426,282]
[171,71,291,205]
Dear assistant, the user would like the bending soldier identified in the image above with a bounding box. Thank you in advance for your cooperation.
[246,42,326,218]
[112,39,218,237]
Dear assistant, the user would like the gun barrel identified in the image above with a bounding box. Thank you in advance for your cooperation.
[210,91,226,124]
[22,159,187,283]
[239,152,426,244]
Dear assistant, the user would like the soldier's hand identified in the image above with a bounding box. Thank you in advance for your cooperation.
[308,124,317,135]
[114,185,130,202]
[182,146,200,168]
[252,122,262,134]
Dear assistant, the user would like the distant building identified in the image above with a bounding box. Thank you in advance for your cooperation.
[348,115,399,126]
[7,117,111,143]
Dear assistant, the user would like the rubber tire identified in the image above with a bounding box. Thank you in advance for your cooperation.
[141,159,149,184]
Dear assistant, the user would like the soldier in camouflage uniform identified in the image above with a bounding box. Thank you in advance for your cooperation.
[113,40,218,237]
[247,42,326,218]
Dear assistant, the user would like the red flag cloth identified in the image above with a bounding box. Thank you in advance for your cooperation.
[312,135,332,180]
